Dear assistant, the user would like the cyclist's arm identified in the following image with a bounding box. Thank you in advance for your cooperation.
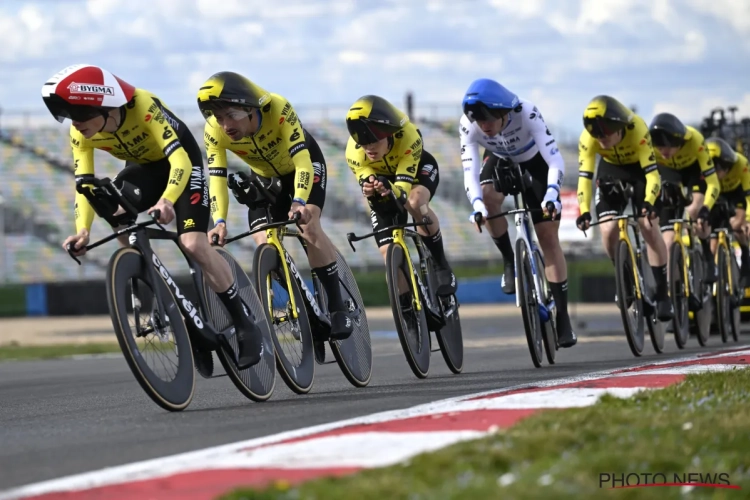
[697,139,720,209]
[527,109,565,195]
[282,112,314,205]
[459,116,485,213]
[147,100,191,204]
[576,131,596,214]
[71,131,96,234]
[204,123,230,224]
[345,139,378,189]
[392,127,422,198]
[638,130,661,205]
[739,156,750,221]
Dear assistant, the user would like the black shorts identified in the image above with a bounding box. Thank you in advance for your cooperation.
[480,150,561,224]
[113,124,209,235]
[658,164,705,231]
[369,150,440,247]
[709,187,745,230]
[247,129,327,230]
[595,158,662,219]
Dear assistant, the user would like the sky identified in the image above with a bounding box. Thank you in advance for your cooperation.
[1,0,749,140]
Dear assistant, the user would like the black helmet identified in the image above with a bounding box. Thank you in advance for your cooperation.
[196,71,271,121]
[346,95,408,145]
[649,113,687,148]
[706,137,738,170]
[582,95,634,139]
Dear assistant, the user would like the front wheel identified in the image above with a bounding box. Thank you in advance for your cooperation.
[386,242,430,379]
[615,239,645,357]
[202,246,276,402]
[669,242,689,348]
[516,238,544,368]
[691,249,713,346]
[533,249,556,365]
[729,250,742,342]
[717,244,732,343]
[106,247,195,412]
[254,244,315,394]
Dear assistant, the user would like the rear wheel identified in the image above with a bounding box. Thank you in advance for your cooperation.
[729,250,742,342]
[386,242,430,379]
[533,249,556,365]
[639,247,665,354]
[424,255,463,374]
[516,238,543,368]
[106,248,194,412]
[202,247,276,402]
[615,239,645,357]
[669,242,689,348]
[691,248,713,345]
[254,244,315,394]
[717,244,732,343]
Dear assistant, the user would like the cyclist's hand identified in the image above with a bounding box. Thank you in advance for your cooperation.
[373,177,391,196]
[576,212,592,231]
[289,202,311,224]
[542,188,561,218]
[696,206,710,226]
[641,201,657,220]
[148,198,175,224]
[208,223,227,246]
[63,229,90,257]
[361,175,376,197]
[469,211,486,232]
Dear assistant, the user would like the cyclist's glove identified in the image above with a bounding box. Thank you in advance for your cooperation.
[542,186,562,216]
[697,205,710,222]
[576,212,592,230]
[642,201,657,219]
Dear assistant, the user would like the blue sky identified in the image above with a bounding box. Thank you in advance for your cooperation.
[1,0,749,140]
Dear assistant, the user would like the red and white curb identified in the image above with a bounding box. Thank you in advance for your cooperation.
[1,347,748,500]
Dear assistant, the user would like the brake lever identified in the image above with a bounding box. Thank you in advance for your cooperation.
[66,242,82,266]
[346,232,357,252]
[149,209,167,231]
[473,212,483,233]
[546,201,557,219]
[291,211,304,234]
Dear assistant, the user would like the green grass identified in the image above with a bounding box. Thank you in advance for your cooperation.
[0,342,122,361]
[222,368,750,500]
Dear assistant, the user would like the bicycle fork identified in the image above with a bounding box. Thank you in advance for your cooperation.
[515,216,551,321]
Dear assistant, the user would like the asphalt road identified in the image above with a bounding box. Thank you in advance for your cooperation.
[0,312,748,491]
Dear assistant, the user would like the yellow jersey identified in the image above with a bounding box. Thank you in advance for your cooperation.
[345,122,423,198]
[204,94,313,222]
[71,88,192,233]
[577,115,660,214]
[653,126,720,209]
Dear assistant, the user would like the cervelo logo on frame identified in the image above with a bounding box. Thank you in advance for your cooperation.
[67,82,115,96]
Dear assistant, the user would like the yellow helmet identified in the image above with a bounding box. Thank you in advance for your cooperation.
[582,95,634,139]
[346,95,408,145]
[706,137,738,170]
[196,71,271,120]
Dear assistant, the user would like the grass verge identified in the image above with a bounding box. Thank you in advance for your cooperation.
[0,342,122,361]
[223,368,750,500]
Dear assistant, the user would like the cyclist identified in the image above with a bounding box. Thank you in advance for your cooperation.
[576,95,674,321]
[649,112,720,284]
[705,137,750,285]
[43,64,262,369]
[345,95,457,302]
[459,78,577,348]
[197,71,353,340]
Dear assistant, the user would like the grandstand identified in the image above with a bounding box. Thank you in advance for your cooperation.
[0,112,581,285]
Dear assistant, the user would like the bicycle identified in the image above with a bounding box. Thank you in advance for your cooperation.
[711,198,742,344]
[66,176,276,412]
[346,176,463,379]
[477,159,558,368]
[585,178,665,357]
[225,171,373,392]
[659,181,713,348]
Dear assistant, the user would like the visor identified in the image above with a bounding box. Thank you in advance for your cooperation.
[347,119,394,145]
[584,117,625,139]
[198,99,254,124]
[44,95,104,123]
[463,102,512,123]
[651,129,685,148]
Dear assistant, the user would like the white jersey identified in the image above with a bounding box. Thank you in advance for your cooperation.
[459,98,565,214]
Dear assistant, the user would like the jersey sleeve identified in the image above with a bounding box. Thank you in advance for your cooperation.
[144,97,192,204]
[635,122,660,205]
[739,156,750,221]
[204,121,230,223]
[695,136,720,210]
[525,106,565,191]
[459,116,485,213]
[345,138,377,184]
[392,125,422,197]
[281,103,314,204]
[71,129,96,233]
[576,130,597,215]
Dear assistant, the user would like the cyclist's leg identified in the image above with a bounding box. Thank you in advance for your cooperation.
[523,155,575,346]
[175,135,260,366]
[594,160,625,262]
[406,151,455,296]
[684,163,715,282]
[728,193,750,280]
[480,151,513,293]
[656,168,683,272]
[110,161,164,247]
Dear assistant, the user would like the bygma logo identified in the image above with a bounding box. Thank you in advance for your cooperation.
[599,472,739,490]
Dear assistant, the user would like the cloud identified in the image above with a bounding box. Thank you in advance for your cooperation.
[1,0,749,137]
